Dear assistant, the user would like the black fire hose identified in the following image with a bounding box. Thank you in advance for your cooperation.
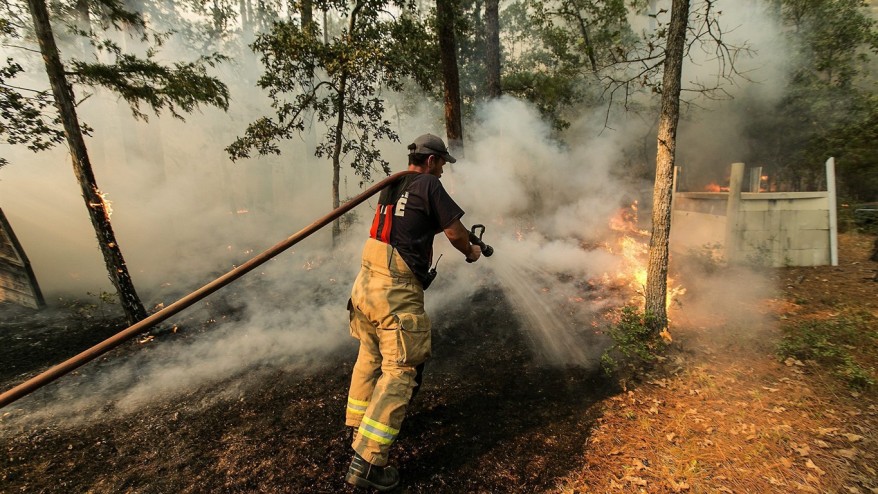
[0,170,418,410]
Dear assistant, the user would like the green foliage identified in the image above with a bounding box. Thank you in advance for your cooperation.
[70,53,230,120]
[0,57,66,168]
[0,0,231,163]
[228,0,434,182]
[601,305,663,376]
[479,0,641,130]
[747,0,878,200]
[777,311,877,390]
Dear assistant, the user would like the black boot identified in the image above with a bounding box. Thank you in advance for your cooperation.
[345,452,399,491]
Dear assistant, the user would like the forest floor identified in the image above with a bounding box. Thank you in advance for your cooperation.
[1,232,876,493]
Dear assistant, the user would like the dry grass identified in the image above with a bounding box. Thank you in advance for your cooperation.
[559,232,878,494]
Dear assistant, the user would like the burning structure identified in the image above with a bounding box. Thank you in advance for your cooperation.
[671,160,839,267]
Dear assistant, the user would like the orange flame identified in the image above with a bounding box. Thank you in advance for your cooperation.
[704,182,728,192]
[89,188,113,219]
[606,202,685,308]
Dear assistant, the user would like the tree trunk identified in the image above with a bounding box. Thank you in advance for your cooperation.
[26,0,147,325]
[329,2,362,247]
[437,0,464,157]
[485,0,501,98]
[645,0,689,330]
[332,74,345,246]
[301,0,313,28]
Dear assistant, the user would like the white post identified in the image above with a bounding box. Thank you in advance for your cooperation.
[725,163,745,263]
[749,166,762,193]
[826,157,838,266]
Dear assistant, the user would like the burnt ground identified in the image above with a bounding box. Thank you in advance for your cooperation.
[0,283,613,493]
[2,232,878,493]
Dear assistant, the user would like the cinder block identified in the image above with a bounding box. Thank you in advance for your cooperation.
[742,230,770,249]
[797,210,830,229]
[740,211,767,231]
[786,196,828,211]
[780,210,798,228]
[740,199,769,212]
[795,229,831,249]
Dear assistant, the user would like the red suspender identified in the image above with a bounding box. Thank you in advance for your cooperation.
[369,204,395,243]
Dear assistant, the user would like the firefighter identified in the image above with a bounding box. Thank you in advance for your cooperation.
[344,134,481,491]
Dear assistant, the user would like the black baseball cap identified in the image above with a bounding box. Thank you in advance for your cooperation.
[408,134,457,163]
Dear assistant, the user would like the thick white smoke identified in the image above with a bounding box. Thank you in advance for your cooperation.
[0,0,789,425]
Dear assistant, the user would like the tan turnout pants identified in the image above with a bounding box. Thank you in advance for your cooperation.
[345,239,431,466]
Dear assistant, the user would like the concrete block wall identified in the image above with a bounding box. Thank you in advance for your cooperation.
[732,193,831,267]
[670,162,837,267]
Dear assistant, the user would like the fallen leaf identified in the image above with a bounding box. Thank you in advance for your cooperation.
[624,475,647,486]
[669,479,690,492]
[843,433,864,443]
[666,433,676,442]
[844,486,862,494]
[835,448,858,459]
[610,478,623,490]
[780,457,794,468]
[793,443,811,457]
[814,440,831,448]
[794,482,819,493]
[805,459,826,476]
[816,427,838,436]
[766,476,784,486]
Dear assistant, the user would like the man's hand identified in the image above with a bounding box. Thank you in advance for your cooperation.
[445,220,481,262]
[466,244,482,263]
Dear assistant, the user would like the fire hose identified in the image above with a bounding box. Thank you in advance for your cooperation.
[1,170,430,409]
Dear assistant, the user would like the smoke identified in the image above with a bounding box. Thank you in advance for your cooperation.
[0,0,791,425]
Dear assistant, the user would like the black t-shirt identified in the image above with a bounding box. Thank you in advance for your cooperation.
[389,174,464,285]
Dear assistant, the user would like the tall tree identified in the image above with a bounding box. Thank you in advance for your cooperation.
[25,0,147,324]
[484,0,500,98]
[645,0,688,331]
[437,0,464,155]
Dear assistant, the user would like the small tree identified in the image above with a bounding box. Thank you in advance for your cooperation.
[227,0,434,244]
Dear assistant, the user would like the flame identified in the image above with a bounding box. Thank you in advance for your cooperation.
[90,188,113,219]
[704,182,728,192]
[606,202,686,309]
